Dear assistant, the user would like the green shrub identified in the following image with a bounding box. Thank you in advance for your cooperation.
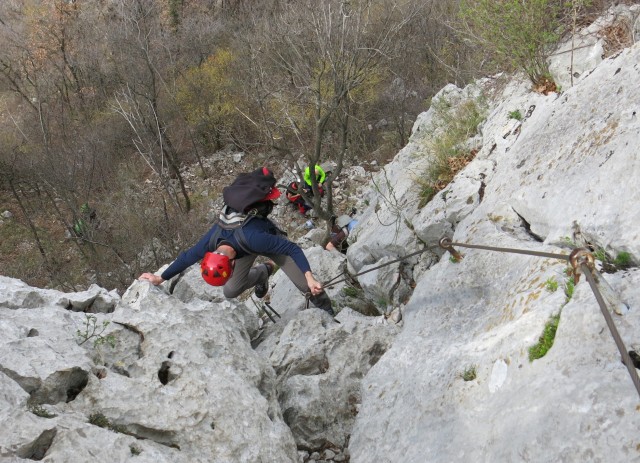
[545,277,558,292]
[89,412,128,434]
[508,110,522,120]
[459,0,566,85]
[614,252,632,268]
[76,314,117,348]
[28,404,57,419]
[89,412,111,429]
[564,278,575,301]
[529,313,560,361]
[417,183,437,209]
[592,248,606,262]
[462,365,477,381]
[418,98,486,208]
[342,286,360,298]
[590,248,632,271]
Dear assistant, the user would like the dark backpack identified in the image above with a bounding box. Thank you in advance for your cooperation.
[223,167,277,212]
[212,168,285,254]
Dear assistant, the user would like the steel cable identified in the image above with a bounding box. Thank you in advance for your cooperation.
[320,235,639,398]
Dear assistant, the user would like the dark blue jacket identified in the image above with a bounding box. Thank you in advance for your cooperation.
[161,217,311,281]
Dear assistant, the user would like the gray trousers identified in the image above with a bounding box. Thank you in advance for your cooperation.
[223,253,332,312]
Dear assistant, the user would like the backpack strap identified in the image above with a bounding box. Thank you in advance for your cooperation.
[207,227,223,253]
[233,215,287,255]
[207,205,258,255]
[217,205,248,230]
[208,205,248,252]
[208,205,287,256]
[233,224,256,255]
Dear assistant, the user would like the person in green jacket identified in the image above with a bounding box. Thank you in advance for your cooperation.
[303,164,326,196]
[73,203,97,238]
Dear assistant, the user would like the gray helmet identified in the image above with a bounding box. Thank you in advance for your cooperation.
[335,215,352,229]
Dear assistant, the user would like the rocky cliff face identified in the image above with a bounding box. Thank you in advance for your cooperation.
[347,14,640,463]
[2,7,640,463]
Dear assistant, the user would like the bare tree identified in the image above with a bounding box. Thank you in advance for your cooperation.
[109,0,192,212]
[0,0,491,290]
[112,85,188,213]
[247,0,418,238]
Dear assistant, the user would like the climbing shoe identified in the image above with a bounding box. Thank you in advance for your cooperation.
[254,261,275,299]
[322,305,335,316]
[310,293,334,316]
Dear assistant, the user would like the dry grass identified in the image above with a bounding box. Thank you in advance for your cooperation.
[599,21,634,58]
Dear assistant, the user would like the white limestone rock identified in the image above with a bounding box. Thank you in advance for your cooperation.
[271,309,399,449]
[349,40,640,463]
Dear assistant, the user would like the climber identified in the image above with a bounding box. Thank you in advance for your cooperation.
[326,209,358,253]
[302,164,326,197]
[286,181,312,216]
[73,203,98,238]
[139,167,334,315]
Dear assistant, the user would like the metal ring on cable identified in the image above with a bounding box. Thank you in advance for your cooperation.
[569,248,595,284]
[569,248,595,270]
[439,237,453,249]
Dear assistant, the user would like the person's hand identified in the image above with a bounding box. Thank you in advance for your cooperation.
[139,273,164,286]
[304,271,324,296]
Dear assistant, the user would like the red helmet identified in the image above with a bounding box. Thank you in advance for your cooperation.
[261,167,281,201]
[262,185,281,201]
[201,252,233,286]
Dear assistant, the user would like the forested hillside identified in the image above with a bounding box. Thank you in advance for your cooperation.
[0,0,626,292]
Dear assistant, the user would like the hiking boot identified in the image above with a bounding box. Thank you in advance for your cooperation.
[254,261,275,299]
[322,305,335,316]
[310,293,334,315]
